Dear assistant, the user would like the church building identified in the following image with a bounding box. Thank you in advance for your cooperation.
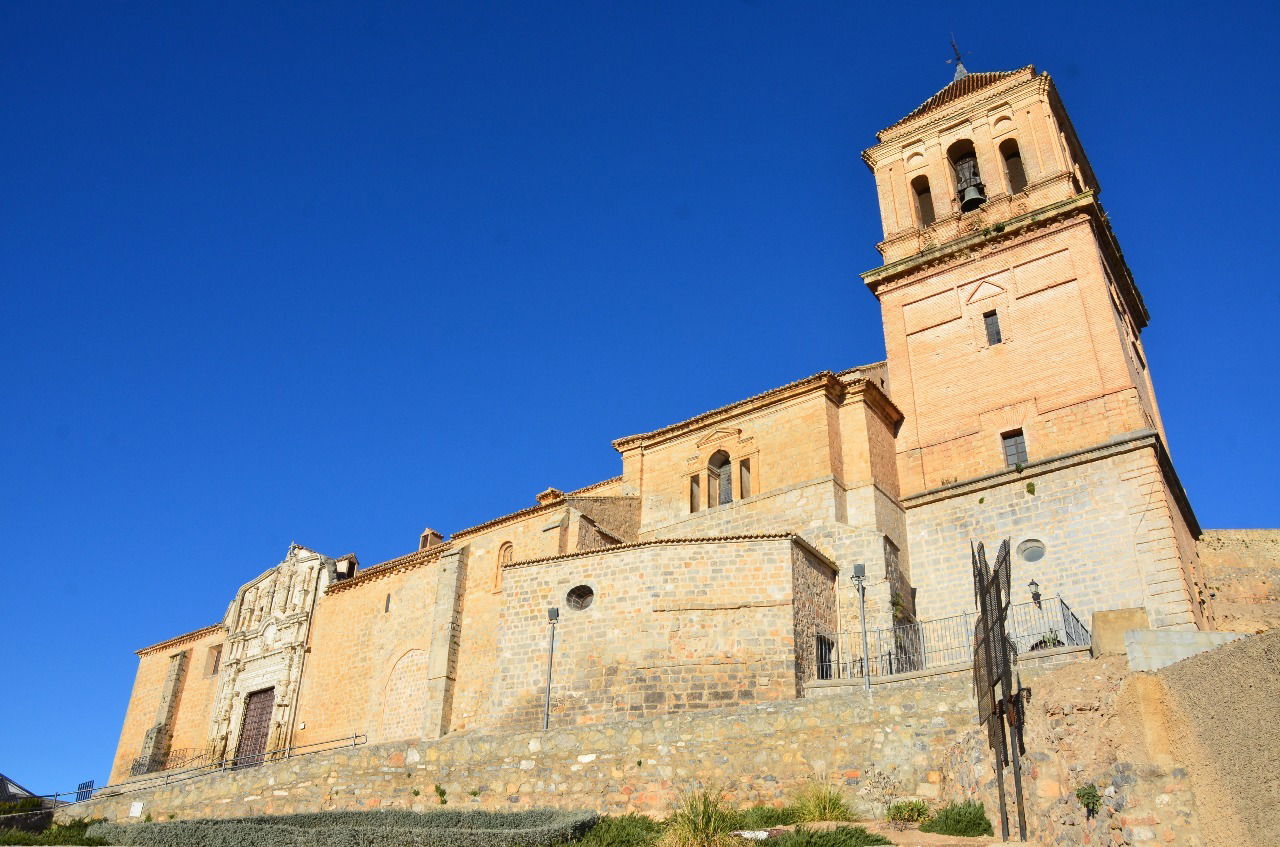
[106,64,1212,787]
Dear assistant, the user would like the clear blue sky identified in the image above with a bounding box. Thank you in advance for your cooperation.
[3,0,1277,794]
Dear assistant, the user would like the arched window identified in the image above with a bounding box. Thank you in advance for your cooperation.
[1000,138,1027,194]
[911,175,935,227]
[708,450,732,507]
[947,139,986,212]
[495,542,513,590]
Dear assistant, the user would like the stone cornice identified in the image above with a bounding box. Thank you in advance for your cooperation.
[136,624,225,657]
[862,190,1148,331]
[843,378,904,433]
[504,532,837,572]
[325,546,450,594]
[900,429,1201,538]
[613,369,897,454]
[863,192,1095,292]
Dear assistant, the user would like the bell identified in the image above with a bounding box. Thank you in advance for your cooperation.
[959,184,987,212]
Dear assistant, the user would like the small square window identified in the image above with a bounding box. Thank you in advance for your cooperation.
[1002,430,1028,467]
[983,310,1003,346]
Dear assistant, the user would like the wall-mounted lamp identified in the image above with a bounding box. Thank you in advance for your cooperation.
[1028,579,1041,608]
[543,607,560,730]
[851,564,869,691]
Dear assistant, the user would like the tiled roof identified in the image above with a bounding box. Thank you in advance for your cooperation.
[612,364,882,450]
[879,68,1029,136]
[326,545,451,593]
[136,623,225,656]
[567,476,624,496]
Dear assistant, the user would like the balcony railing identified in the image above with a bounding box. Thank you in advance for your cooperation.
[821,596,1089,681]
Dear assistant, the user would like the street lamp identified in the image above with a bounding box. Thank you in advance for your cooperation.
[543,607,559,730]
[852,564,870,691]
[1027,579,1041,609]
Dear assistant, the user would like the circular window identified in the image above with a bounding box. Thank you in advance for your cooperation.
[1017,539,1046,563]
[566,585,595,611]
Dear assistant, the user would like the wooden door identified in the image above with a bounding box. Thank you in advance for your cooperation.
[233,688,275,768]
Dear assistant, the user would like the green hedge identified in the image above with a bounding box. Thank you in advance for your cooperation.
[86,809,597,847]
[770,826,891,847]
[918,802,993,838]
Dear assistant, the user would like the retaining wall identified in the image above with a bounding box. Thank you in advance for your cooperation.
[64,671,983,824]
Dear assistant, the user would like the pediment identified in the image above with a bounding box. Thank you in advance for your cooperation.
[966,280,1005,303]
[695,427,741,447]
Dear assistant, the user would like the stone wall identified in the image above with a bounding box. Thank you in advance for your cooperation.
[490,537,835,730]
[903,439,1200,631]
[1123,630,1244,672]
[64,671,982,824]
[111,626,225,785]
[1197,529,1280,633]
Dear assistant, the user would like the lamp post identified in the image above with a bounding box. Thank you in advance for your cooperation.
[543,607,559,731]
[852,564,870,691]
[1028,579,1041,609]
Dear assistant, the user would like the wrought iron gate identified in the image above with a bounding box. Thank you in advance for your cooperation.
[233,688,275,768]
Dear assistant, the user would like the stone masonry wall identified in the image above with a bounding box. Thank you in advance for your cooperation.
[903,441,1199,631]
[111,628,225,785]
[65,672,981,824]
[489,537,827,731]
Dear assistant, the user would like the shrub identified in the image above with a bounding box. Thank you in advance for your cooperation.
[86,808,598,847]
[0,799,43,815]
[1075,784,1101,819]
[884,800,929,827]
[790,784,853,823]
[575,814,663,847]
[730,805,797,829]
[770,826,891,847]
[659,788,737,847]
[0,819,107,845]
[918,802,993,838]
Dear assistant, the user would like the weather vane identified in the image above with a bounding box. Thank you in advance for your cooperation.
[947,34,970,80]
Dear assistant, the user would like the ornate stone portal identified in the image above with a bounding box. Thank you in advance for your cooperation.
[207,545,347,763]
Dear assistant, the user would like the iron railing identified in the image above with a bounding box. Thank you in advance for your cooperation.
[38,733,367,807]
[823,596,1089,681]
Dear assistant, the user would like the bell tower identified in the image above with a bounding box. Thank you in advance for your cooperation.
[863,65,1209,631]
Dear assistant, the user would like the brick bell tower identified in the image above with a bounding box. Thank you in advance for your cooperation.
[862,63,1210,631]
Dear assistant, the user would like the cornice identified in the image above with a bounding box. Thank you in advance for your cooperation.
[503,532,836,572]
[862,192,1097,293]
[843,378,904,432]
[324,546,449,594]
[136,624,225,656]
[612,371,853,453]
[900,429,1200,537]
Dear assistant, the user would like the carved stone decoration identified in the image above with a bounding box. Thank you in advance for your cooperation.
[207,544,338,764]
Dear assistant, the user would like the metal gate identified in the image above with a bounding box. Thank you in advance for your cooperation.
[233,688,275,768]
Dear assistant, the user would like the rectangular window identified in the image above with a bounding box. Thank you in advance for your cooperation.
[1002,430,1029,467]
[206,645,222,677]
[816,634,835,681]
[739,458,752,499]
[384,594,391,614]
[983,310,1003,346]
[689,475,701,513]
